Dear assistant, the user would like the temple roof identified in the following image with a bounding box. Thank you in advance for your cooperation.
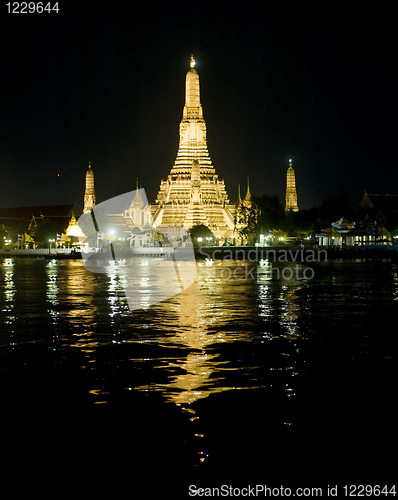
[358,192,398,211]
[332,217,355,228]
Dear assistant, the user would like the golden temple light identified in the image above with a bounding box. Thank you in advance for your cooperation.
[285,159,299,212]
[190,55,196,68]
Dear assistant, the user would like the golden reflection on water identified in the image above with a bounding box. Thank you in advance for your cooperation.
[257,260,305,339]
[131,260,306,406]
[1,259,16,344]
[46,259,59,325]
[57,261,100,338]
[1,259,307,401]
[142,280,226,405]
[1,258,307,411]
[105,261,131,321]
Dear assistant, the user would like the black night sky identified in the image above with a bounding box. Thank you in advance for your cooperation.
[1,3,396,211]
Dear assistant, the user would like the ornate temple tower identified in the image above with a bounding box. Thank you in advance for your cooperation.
[83,162,96,213]
[285,159,298,212]
[242,177,252,208]
[152,56,235,239]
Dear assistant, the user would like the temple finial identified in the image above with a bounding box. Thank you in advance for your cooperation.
[190,55,196,69]
[289,158,293,167]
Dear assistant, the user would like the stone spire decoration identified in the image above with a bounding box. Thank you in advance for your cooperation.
[285,159,299,212]
[243,177,252,208]
[152,56,235,239]
[236,184,242,208]
[83,162,96,213]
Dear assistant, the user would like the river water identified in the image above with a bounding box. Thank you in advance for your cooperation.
[0,256,396,492]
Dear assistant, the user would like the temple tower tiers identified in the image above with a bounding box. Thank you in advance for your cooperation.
[152,56,236,238]
[83,162,96,213]
[285,159,299,212]
[243,177,252,208]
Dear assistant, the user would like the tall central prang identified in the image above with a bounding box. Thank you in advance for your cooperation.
[152,56,235,239]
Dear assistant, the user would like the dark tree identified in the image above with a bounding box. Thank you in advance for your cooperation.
[318,193,354,225]
[238,195,285,241]
[34,219,61,246]
[0,224,7,248]
[189,224,216,246]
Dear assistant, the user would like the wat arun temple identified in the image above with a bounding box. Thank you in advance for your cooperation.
[151,56,238,239]
[78,56,298,245]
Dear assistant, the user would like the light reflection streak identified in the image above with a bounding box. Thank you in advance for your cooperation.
[392,263,398,300]
[54,261,104,350]
[131,273,245,404]
[2,258,15,316]
[130,261,305,407]
[46,259,59,325]
[257,262,304,340]
[1,259,16,345]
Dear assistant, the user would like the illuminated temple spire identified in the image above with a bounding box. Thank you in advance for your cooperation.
[236,184,242,208]
[243,177,252,208]
[83,162,96,213]
[285,159,299,212]
[152,56,235,238]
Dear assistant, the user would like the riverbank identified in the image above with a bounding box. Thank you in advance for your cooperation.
[194,244,398,261]
[0,249,82,259]
[1,244,397,261]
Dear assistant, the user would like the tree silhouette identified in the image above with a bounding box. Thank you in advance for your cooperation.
[238,195,285,241]
[34,219,61,247]
[189,224,215,245]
